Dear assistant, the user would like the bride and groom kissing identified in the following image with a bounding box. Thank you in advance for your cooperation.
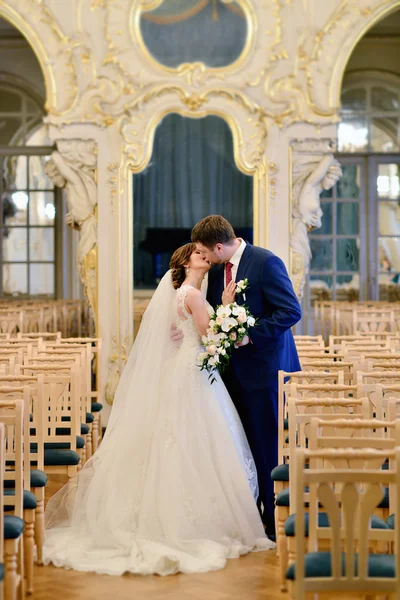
[43,215,302,576]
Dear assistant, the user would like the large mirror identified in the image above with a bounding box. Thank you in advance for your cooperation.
[139,0,248,69]
[132,113,254,330]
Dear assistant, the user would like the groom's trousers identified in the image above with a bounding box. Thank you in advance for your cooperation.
[222,365,278,532]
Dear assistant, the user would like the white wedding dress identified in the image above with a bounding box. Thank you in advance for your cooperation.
[43,273,274,576]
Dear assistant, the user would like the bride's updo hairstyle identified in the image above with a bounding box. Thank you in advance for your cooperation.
[170,243,196,290]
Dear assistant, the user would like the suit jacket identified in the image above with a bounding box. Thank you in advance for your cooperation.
[206,243,302,392]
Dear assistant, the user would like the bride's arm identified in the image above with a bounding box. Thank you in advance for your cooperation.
[185,289,210,338]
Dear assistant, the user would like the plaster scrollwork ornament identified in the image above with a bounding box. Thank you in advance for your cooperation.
[290,141,342,300]
[45,140,98,327]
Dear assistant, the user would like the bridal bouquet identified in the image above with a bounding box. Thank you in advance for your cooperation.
[197,302,256,384]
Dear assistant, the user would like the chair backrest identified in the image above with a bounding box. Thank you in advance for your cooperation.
[294,447,400,598]
[0,398,24,518]
[353,308,395,334]
[17,365,78,452]
[287,396,371,513]
[278,371,345,464]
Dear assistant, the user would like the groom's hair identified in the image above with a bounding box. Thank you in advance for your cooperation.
[191,215,236,249]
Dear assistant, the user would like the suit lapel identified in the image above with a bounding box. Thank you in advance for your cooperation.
[235,243,253,305]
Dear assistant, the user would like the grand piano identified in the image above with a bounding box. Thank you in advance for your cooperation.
[138,226,253,281]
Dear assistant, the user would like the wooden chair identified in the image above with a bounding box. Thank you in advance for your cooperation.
[17,365,81,481]
[0,390,35,595]
[0,376,47,566]
[283,417,399,592]
[287,447,400,599]
[0,400,24,600]
[275,395,370,591]
[41,340,103,450]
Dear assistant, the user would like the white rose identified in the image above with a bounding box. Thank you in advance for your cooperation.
[208,357,215,367]
[216,316,224,325]
[206,345,217,355]
[224,341,231,348]
[202,335,208,345]
[247,316,255,327]
[229,332,237,341]
[238,327,245,333]
[219,347,226,356]
[214,354,220,364]
[237,312,247,324]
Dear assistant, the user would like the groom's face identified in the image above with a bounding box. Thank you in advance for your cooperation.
[196,243,225,265]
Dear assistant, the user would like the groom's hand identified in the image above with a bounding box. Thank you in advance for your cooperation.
[170,323,184,346]
[235,335,251,348]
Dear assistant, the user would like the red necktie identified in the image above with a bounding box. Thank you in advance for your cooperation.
[225,261,233,286]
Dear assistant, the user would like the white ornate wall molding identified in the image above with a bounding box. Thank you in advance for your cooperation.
[0,0,81,115]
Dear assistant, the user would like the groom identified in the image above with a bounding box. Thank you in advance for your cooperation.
[191,215,301,538]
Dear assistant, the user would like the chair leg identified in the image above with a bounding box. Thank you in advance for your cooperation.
[23,509,35,595]
[277,506,288,592]
[33,487,44,565]
[86,425,93,460]
[4,538,19,600]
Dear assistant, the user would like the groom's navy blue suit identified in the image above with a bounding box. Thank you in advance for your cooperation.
[206,243,301,531]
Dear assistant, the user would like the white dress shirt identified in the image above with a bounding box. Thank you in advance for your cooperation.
[224,238,247,286]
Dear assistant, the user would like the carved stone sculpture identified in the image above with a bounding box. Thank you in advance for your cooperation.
[291,150,342,300]
[45,140,98,326]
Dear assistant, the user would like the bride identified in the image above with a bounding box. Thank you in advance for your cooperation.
[43,243,275,576]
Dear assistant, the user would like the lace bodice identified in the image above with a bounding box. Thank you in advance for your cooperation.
[176,285,194,321]
[176,285,213,352]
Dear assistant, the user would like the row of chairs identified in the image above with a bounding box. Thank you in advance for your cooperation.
[275,377,400,597]
[273,331,400,597]
[0,301,94,338]
[313,301,400,340]
[0,332,103,598]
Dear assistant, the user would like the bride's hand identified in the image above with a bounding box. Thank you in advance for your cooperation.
[222,280,236,305]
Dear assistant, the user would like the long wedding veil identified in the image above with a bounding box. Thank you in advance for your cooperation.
[45,270,178,535]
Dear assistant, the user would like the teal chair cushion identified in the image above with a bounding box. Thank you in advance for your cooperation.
[271,464,289,482]
[378,487,389,509]
[86,412,94,424]
[91,402,102,412]
[387,514,395,529]
[44,449,80,466]
[56,423,90,436]
[31,436,85,451]
[4,469,48,490]
[286,552,395,580]
[276,488,290,507]
[4,489,37,511]
[4,516,24,539]
[284,513,388,537]
[31,424,88,436]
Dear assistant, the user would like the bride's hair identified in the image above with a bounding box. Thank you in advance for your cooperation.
[170,243,196,289]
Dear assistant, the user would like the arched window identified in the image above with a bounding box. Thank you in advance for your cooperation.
[0,79,58,297]
[338,71,400,152]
